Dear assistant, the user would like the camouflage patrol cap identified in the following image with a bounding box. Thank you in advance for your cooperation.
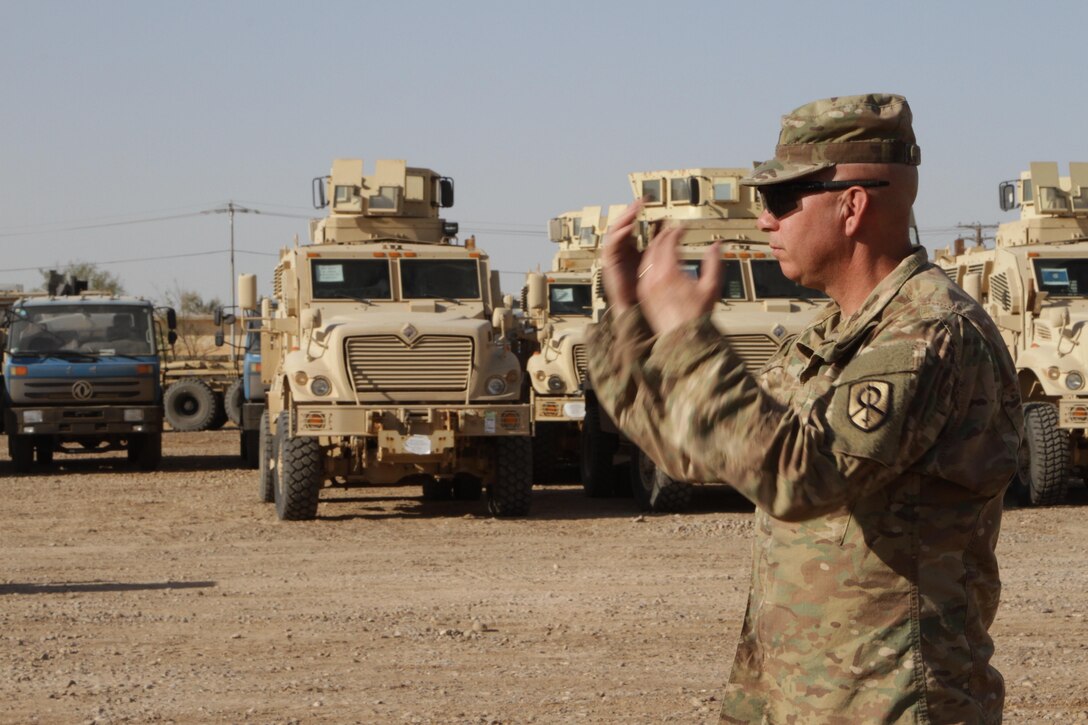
[742,93,921,187]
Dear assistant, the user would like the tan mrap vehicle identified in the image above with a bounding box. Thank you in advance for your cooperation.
[935,162,1088,506]
[582,167,827,511]
[245,158,532,520]
[521,205,625,483]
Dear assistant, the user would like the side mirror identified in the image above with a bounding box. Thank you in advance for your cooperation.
[438,177,454,208]
[999,181,1017,212]
[214,329,225,347]
[548,218,563,242]
[689,176,703,206]
[166,308,177,330]
[312,176,329,209]
[168,330,178,346]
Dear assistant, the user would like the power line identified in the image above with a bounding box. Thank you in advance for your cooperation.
[0,211,211,238]
[0,202,314,239]
[0,249,232,273]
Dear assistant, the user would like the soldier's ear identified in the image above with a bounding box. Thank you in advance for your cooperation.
[840,186,871,237]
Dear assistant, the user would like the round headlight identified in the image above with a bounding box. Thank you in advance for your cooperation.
[486,376,507,395]
[1046,366,1061,381]
[293,370,309,386]
[310,376,332,396]
[546,375,565,392]
[1067,371,1084,391]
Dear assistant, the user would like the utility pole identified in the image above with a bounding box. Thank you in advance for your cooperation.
[956,222,999,247]
[205,202,259,361]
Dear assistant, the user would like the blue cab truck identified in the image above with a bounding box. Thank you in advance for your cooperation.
[2,281,177,473]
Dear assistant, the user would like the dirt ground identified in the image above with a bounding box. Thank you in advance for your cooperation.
[2,430,1087,725]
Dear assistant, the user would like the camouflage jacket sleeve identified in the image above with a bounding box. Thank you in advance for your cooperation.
[586,305,1009,521]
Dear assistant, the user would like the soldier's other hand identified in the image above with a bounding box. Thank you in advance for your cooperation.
[637,225,721,336]
[601,200,644,315]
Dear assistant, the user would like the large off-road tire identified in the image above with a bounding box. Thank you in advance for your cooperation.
[1016,402,1070,506]
[487,436,533,517]
[532,421,561,485]
[580,402,618,497]
[274,418,323,521]
[207,391,229,431]
[224,379,244,427]
[164,379,220,432]
[630,448,693,513]
[257,410,277,503]
[9,434,34,473]
[128,433,163,471]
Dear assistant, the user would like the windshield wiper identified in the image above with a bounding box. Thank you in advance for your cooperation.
[100,352,152,360]
[11,350,100,360]
[330,293,375,306]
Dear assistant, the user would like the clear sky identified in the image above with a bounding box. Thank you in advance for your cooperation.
[2,0,1087,304]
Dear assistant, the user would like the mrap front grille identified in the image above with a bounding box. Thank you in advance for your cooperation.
[572,344,588,385]
[345,335,474,392]
[726,334,781,372]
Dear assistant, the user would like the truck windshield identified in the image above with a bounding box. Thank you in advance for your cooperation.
[311,259,392,300]
[1034,259,1088,297]
[400,259,480,299]
[751,260,825,300]
[7,304,155,355]
[678,260,746,300]
[548,283,592,316]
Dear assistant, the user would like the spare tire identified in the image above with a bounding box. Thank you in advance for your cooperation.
[164,378,220,432]
[224,378,244,427]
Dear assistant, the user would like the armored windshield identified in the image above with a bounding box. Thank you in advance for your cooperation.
[400,259,481,299]
[7,304,155,355]
[548,283,592,316]
[751,260,825,300]
[311,259,392,300]
[678,260,746,300]
[1033,259,1088,297]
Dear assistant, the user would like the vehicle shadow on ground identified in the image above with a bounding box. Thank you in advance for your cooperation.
[315,482,756,522]
[0,580,216,595]
[0,454,250,475]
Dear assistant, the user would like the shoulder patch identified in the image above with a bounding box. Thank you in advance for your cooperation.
[847,380,892,431]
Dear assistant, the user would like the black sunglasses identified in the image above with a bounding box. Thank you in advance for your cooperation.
[758,179,890,219]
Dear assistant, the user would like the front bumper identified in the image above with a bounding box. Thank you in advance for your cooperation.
[9,405,163,436]
[532,394,586,422]
[1059,397,1088,429]
[291,403,531,454]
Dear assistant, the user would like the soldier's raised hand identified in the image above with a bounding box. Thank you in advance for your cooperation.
[601,199,721,335]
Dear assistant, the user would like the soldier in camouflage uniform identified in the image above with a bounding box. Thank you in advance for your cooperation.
[587,94,1022,723]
